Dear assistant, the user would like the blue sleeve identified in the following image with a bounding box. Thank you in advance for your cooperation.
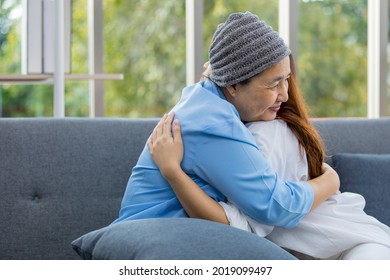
[192,132,314,229]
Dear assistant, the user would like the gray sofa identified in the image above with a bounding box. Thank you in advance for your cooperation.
[1,117,390,260]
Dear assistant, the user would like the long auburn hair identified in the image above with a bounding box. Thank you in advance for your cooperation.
[277,55,325,178]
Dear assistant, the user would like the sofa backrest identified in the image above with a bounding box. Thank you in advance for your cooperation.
[0,118,158,259]
[313,118,390,163]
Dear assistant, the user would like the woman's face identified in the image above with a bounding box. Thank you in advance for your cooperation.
[224,56,291,122]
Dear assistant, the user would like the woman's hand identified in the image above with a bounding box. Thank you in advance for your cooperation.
[147,111,183,180]
[321,163,340,192]
[201,61,212,80]
[148,112,229,224]
[308,162,340,211]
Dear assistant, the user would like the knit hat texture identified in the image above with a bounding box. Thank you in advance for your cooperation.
[209,12,291,87]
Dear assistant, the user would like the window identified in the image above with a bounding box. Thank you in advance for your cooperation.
[0,0,88,117]
[0,0,388,118]
[103,0,186,117]
[298,0,368,117]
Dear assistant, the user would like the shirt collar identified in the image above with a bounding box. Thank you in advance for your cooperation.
[201,79,227,101]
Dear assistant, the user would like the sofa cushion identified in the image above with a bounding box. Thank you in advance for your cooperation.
[71,218,296,260]
[332,153,390,226]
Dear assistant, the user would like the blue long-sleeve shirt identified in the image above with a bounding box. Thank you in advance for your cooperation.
[113,79,314,228]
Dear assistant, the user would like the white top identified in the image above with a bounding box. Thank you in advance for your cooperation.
[220,119,390,259]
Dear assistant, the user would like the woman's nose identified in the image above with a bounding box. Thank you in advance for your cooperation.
[278,81,289,102]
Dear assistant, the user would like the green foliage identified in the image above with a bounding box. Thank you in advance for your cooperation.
[0,0,382,118]
[103,0,186,117]
[298,0,368,117]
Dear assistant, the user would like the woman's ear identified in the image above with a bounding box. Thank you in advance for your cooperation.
[225,84,238,98]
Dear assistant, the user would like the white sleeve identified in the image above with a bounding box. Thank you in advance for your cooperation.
[219,201,274,237]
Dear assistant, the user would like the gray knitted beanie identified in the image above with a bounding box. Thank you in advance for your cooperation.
[209,12,291,87]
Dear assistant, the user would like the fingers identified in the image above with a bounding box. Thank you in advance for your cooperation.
[172,119,182,144]
[149,114,166,146]
[163,111,175,135]
[156,113,168,136]
[202,61,212,78]
[149,111,177,147]
[147,136,153,151]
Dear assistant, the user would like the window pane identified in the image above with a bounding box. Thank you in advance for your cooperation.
[0,0,21,73]
[0,84,53,117]
[103,0,186,117]
[66,0,89,116]
[0,0,91,117]
[65,81,89,117]
[298,0,368,117]
[0,0,54,117]
[2,0,377,118]
[103,0,278,118]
